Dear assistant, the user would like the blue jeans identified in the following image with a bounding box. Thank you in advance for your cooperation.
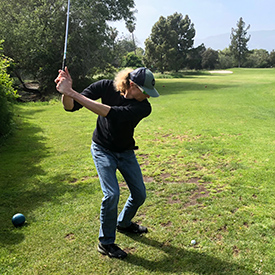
[91,142,146,245]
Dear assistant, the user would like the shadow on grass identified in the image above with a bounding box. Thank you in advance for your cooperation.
[125,235,252,274]
[0,106,82,245]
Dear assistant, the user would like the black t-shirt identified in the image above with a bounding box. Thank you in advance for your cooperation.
[68,79,152,152]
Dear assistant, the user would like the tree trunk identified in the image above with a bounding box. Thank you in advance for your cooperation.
[14,70,41,94]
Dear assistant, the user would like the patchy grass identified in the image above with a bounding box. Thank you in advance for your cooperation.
[1,68,275,274]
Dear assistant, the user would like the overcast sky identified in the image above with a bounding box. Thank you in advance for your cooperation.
[113,0,275,48]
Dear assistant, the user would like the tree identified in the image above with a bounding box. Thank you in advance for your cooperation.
[126,20,136,55]
[230,17,251,68]
[144,13,195,72]
[186,44,206,70]
[244,49,270,68]
[122,53,143,68]
[143,16,169,73]
[269,50,275,67]
[167,13,196,71]
[218,48,234,69]
[0,0,135,94]
[201,48,219,70]
[111,35,137,67]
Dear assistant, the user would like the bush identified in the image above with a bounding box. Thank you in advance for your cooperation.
[122,53,143,68]
[0,41,18,139]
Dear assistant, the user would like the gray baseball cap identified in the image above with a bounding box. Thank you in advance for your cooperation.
[129,67,159,97]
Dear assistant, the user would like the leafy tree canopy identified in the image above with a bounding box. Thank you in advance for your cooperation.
[122,52,143,68]
[244,49,270,68]
[201,48,219,70]
[0,0,135,93]
[230,17,251,68]
[269,50,275,67]
[144,12,195,73]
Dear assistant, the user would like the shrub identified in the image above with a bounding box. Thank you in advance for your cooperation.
[122,53,143,68]
[0,41,18,139]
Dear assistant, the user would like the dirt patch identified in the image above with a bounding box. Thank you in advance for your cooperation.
[218,224,228,232]
[232,245,240,257]
[65,233,75,241]
[184,182,210,207]
[161,221,172,227]
[168,195,182,205]
[161,173,171,179]
[143,176,154,183]
[187,177,200,184]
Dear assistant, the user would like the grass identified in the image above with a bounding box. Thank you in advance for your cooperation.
[1,68,275,274]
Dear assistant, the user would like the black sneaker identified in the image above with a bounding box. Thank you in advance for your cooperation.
[97,243,127,259]
[117,222,148,234]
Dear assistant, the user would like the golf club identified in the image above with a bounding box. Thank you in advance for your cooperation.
[62,0,70,71]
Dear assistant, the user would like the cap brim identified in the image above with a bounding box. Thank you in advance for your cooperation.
[141,86,159,97]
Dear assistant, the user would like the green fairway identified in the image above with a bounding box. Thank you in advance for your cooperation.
[1,68,275,274]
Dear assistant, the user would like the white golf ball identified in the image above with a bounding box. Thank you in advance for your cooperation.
[191,240,196,245]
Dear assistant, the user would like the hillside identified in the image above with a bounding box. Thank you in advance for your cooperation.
[195,30,275,52]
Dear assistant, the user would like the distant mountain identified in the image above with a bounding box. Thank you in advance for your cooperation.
[195,30,275,52]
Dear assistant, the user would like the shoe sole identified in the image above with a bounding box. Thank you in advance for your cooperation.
[98,246,108,256]
[97,245,127,259]
[117,228,148,234]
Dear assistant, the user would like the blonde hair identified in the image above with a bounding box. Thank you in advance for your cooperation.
[113,68,133,95]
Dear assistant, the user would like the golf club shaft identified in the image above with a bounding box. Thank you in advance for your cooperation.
[62,0,70,71]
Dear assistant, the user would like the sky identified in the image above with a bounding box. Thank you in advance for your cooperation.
[113,0,275,48]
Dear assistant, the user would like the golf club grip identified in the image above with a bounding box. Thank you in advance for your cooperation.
[62,58,66,71]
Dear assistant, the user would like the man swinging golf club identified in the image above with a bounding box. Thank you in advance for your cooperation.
[55,66,159,259]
